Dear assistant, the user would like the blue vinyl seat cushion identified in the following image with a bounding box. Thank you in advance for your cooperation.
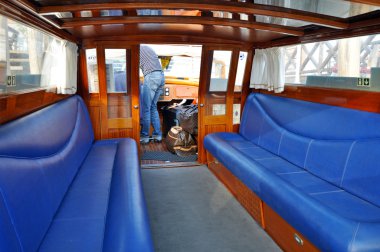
[205,93,380,252]
[39,140,118,252]
[0,96,153,252]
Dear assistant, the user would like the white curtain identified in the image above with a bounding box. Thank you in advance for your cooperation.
[250,47,285,93]
[62,42,78,94]
[41,40,78,94]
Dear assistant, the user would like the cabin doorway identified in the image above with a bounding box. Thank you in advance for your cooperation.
[84,45,140,141]
[139,44,202,165]
[198,47,250,163]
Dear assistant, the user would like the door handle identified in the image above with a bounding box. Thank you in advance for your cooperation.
[199,104,204,107]
[133,105,139,109]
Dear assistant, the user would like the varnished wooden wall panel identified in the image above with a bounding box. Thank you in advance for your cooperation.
[207,155,264,227]
[205,124,227,136]
[88,106,101,140]
[233,124,239,133]
[0,99,6,114]
[15,91,44,110]
[0,90,68,125]
[259,85,380,114]
[107,94,131,119]
[207,152,320,252]
[108,128,133,138]
[263,203,319,252]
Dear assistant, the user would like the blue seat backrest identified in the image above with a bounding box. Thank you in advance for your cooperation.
[0,96,94,252]
[240,93,380,207]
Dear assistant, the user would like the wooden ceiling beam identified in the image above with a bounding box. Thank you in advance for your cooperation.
[256,21,380,49]
[6,0,63,29]
[343,0,380,7]
[60,16,304,36]
[7,0,39,12]
[38,0,348,29]
[0,0,77,42]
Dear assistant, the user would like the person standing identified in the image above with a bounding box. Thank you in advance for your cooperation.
[140,45,165,144]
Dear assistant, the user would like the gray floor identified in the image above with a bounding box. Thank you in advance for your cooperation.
[142,165,282,252]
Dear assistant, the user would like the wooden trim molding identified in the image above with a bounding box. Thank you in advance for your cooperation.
[259,85,380,114]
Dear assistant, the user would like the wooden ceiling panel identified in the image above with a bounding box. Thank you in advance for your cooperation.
[61,16,304,36]
[36,0,349,29]
[7,0,380,47]
[65,23,286,44]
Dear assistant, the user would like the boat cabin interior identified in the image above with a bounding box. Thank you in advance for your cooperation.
[1,1,380,251]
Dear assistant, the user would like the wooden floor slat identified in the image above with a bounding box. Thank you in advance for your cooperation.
[140,141,167,165]
[140,140,199,165]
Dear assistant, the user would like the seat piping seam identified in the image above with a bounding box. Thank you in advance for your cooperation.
[277,130,285,155]
[100,141,119,252]
[0,187,23,251]
[303,139,314,169]
[340,141,357,187]
[309,190,344,196]
[349,223,360,252]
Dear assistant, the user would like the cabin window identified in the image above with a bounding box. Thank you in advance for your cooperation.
[100,10,123,17]
[137,10,162,15]
[57,12,73,18]
[164,55,201,83]
[105,49,127,93]
[0,14,76,95]
[105,49,131,119]
[212,12,233,19]
[210,50,232,92]
[234,51,248,92]
[240,14,249,21]
[205,50,233,116]
[232,51,247,125]
[284,34,380,92]
[86,49,99,93]
[80,11,93,17]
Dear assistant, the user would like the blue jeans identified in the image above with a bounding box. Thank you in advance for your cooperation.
[141,71,165,140]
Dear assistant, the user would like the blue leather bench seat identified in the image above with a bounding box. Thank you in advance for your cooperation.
[205,93,380,252]
[0,96,153,252]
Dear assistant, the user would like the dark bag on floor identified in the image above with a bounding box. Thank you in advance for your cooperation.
[165,126,197,157]
[161,99,194,136]
[178,104,198,135]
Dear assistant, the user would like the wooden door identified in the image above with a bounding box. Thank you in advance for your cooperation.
[198,46,240,163]
[97,45,140,142]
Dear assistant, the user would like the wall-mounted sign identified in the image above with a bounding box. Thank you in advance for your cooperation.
[7,76,16,87]
[357,78,370,87]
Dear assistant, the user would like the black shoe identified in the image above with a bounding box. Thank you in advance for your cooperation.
[140,138,150,144]
[152,136,162,143]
